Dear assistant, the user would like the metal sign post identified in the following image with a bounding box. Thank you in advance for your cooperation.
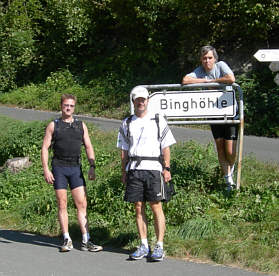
[130,83,244,190]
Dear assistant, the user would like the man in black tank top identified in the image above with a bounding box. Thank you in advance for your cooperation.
[41,94,103,253]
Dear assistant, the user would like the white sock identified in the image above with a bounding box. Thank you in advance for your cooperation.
[157,241,163,249]
[82,232,90,243]
[141,238,148,248]
[230,164,235,176]
[63,232,71,241]
[224,175,234,185]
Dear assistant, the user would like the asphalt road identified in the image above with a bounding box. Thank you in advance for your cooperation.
[0,105,275,276]
[0,105,278,164]
[0,230,264,276]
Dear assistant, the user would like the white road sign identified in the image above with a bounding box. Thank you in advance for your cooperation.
[254,49,279,62]
[147,90,236,119]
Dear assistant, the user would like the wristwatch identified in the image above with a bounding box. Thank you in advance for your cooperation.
[164,167,170,171]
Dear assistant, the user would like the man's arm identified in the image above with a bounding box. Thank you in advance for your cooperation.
[121,150,128,184]
[82,122,96,180]
[182,73,235,85]
[41,122,55,184]
[162,146,171,182]
[208,73,235,84]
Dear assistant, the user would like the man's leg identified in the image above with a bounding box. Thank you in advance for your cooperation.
[215,138,237,190]
[55,189,69,234]
[71,186,88,235]
[215,138,230,176]
[135,201,148,239]
[55,189,73,252]
[129,201,149,260]
[224,139,237,170]
[149,201,165,242]
[71,186,103,252]
[149,201,165,261]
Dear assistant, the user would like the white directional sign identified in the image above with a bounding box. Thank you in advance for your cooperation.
[147,90,236,119]
[254,49,279,62]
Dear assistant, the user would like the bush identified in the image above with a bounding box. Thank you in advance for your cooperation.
[0,116,46,165]
[237,67,279,137]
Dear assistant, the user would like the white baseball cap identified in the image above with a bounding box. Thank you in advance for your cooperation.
[131,86,149,100]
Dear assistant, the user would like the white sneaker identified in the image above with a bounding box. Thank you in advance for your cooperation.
[224,175,236,192]
[60,239,73,252]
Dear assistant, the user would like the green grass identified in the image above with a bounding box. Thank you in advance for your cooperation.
[0,116,279,274]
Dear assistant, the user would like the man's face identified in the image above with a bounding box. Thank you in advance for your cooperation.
[201,50,216,72]
[61,99,76,116]
[134,97,148,115]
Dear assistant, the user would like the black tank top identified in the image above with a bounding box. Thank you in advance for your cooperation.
[51,118,84,166]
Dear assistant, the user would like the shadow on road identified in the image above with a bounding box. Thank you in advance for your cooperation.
[0,229,60,249]
[0,228,134,256]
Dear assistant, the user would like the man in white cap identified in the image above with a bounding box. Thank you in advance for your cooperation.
[117,86,176,261]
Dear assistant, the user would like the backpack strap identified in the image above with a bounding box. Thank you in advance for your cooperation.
[155,113,160,140]
[126,115,133,142]
[51,118,60,147]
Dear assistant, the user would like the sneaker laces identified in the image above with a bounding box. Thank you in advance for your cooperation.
[134,244,148,255]
[63,238,70,245]
[153,244,162,254]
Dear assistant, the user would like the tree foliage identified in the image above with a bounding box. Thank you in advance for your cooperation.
[0,0,279,135]
[1,0,278,88]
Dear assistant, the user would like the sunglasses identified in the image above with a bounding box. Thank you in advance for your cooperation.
[63,104,75,108]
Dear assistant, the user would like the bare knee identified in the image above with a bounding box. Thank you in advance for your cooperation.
[149,201,163,215]
[57,198,67,211]
[75,199,87,211]
[134,202,145,217]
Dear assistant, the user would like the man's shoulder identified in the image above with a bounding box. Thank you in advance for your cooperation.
[122,114,134,123]
[216,61,228,67]
[216,61,231,69]
[193,65,205,73]
[215,61,234,74]
[188,65,206,78]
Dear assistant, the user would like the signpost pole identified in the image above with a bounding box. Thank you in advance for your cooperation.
[236,117,244,190]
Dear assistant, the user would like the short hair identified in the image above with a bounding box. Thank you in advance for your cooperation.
[200,45,218,61]
[61,94,77,105]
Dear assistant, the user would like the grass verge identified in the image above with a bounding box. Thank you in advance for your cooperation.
[0,116,279,274]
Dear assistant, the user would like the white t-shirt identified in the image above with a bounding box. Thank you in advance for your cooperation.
[117,112,176,172]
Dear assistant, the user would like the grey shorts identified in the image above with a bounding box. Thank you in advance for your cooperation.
[124,170,165,202]
[52,166,86,190]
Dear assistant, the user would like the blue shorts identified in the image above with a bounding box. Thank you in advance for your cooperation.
[52,166,86,190]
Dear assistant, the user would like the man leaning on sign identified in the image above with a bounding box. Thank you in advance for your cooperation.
[182,45,238,191]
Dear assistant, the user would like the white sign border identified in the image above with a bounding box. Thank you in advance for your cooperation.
[148,90,237,119]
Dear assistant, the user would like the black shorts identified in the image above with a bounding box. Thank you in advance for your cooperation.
[52,166,86,190]
[125,170,165,202]
[210,124,239,140]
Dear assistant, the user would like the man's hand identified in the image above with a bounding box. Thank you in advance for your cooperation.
[88,167,96,181]
[163,169,171,183]
[44,169,55,184]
